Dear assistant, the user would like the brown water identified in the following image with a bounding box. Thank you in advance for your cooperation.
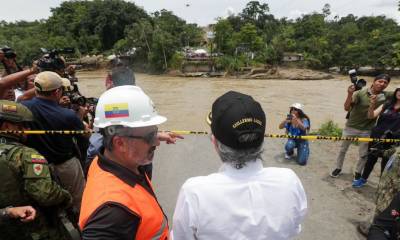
[76,70,400,133]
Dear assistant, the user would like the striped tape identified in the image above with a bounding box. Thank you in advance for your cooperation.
[1,130,400,143]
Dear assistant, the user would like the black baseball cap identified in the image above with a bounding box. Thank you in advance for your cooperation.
[209,91,266,150]
[374,73,391,82]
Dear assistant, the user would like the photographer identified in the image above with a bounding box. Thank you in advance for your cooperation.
[1,47,23,76]
[279,103,311,165]
[331,73,392,179]
[352,86,400,188]
[0,53,38,101]
[21,71,87,211]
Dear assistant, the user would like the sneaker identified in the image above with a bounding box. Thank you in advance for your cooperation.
[330,168,342,178]
[354,172,362,180]
[352,178,367,188]
[284,153,291,159]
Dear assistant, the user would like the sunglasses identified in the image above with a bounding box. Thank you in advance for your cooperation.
[123,130,158,145]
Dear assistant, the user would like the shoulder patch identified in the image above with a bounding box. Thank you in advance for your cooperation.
[33,164,44,176]
[31,154,47,164]
[22,151,50,179]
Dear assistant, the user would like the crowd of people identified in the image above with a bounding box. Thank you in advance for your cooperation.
[0,46,400,240]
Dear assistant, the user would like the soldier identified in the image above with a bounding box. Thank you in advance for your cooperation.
[363,150,400,239]
[0,100,73,240]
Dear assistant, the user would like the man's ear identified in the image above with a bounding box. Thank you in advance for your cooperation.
[112,136,125,153]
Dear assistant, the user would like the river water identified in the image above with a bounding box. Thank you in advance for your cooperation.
[76,70,400,133]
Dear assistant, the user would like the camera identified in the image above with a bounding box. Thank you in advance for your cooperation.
[64,91,86,106]
[286,114,292,120]
[1,47,16,59]
[37,48,75,72]
[349,69,366,91]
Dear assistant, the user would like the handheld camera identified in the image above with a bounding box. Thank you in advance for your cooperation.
[349,69,366,91]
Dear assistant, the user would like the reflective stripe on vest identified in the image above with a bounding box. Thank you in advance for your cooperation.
[79,157,169,240]
[152,215,168,240]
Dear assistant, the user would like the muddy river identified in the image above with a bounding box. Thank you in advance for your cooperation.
[77,70,400,133]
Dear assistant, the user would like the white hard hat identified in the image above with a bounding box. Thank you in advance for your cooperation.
[94,86,166,128]
[290,103,304,111]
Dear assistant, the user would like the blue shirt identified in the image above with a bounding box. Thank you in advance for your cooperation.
[285,119,309,136]
[86,133,103,166]
[22,97,84,164]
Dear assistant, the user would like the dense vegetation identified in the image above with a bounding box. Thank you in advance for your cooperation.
[213,2,400,71]
[0,0,203,72]
[1,0,399,72]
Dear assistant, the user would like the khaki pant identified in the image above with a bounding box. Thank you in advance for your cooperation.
[335,126,370,173]
[52,157,86,211]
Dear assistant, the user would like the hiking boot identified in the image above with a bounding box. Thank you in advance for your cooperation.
[330,168,342,178]
[354,172,362,180]
[352,178,367,188]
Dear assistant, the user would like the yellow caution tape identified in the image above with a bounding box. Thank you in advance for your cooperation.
[167,131,400,143]
[1,130,399,143]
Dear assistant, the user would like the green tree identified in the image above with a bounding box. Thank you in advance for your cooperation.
[233,23,264,52]
[213,19,235,54]
[47,0,149,53]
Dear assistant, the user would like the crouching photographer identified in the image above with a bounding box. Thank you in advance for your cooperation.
[353,85,400,188]
[278,103,311,166]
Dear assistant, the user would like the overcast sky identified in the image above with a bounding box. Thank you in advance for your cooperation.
[1,0,399,26]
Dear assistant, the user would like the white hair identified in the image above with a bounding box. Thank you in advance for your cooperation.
[215,139,264,169]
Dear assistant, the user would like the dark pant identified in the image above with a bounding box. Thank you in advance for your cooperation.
[361,146,390,180]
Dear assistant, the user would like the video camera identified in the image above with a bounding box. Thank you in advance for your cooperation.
[37,48,75,72]
[349,69,366,91]
[1,47,17,59]
[64,91,87,107]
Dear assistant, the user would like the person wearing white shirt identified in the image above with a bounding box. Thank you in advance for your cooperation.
[172,91,307,240]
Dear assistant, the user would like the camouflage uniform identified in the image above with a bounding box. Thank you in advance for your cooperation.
[0,100,72,240]
[375,148,400,215]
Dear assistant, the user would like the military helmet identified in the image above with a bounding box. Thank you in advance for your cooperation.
[0,100,34,123]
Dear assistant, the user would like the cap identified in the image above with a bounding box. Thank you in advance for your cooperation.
[209,91,266,150]
[375,74,391,82]
[0,100,34,122]
[291,103,304,111]
[34,71,63,92]
[61,78,73,92]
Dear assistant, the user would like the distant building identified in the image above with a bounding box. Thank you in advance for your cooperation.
[283,53,304,62]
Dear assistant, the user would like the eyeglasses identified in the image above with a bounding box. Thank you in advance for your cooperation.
[122,130,158,145]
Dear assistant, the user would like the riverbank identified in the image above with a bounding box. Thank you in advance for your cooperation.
[168,66,334,80]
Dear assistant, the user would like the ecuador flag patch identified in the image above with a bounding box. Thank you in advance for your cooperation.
[104,103,130,118]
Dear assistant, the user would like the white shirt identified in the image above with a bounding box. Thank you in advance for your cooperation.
[172,159,307,240]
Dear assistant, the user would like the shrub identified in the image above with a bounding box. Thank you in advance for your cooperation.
[312,120,342,137]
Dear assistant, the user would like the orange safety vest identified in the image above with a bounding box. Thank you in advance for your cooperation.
[79,157,169,240]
